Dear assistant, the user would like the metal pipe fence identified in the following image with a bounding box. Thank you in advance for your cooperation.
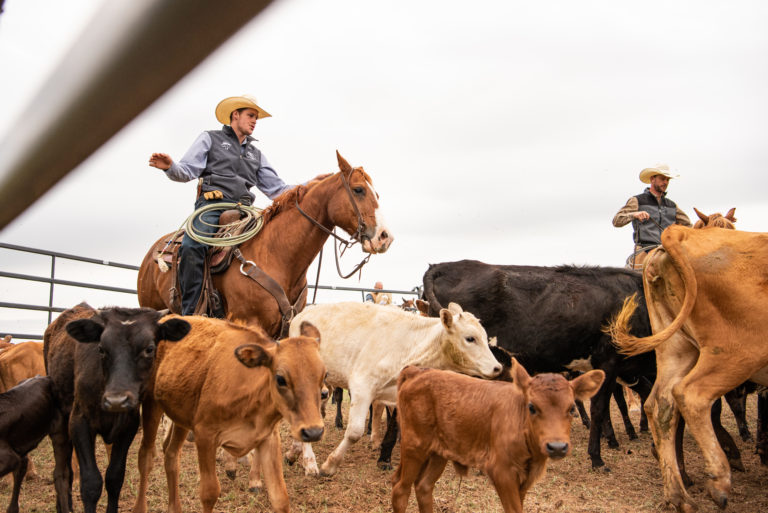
[0,243,419,340]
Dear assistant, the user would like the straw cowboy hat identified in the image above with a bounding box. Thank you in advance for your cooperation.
[215,94,272,125]
[639,163,679,184]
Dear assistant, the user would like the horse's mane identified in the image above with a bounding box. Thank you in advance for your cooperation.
[261,183,312,224]
[259,168,372,225]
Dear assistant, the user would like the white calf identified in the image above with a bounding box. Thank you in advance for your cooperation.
[288,301,501,476]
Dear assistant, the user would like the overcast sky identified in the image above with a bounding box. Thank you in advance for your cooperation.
[1,0,767,334]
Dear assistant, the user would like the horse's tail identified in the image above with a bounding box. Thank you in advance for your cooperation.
[608,228,698,357]
[421,264,445,314]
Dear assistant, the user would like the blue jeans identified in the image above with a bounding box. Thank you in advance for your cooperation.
[178,198,228,315]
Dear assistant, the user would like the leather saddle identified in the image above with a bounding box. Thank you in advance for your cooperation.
[154,209,252,316]
[155,209,249,274]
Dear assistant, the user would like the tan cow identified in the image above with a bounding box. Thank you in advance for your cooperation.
[0,335,12,350]
[392,363,604,513]
[132,316,326,513]
[609,225,768,513]
[0,341,44,394]
[0,341,46,482]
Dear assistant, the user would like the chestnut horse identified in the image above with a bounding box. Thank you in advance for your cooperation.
[137,152,393,337]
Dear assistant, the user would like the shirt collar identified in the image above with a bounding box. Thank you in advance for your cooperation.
[222,124,254,146]
[644,187,666,200]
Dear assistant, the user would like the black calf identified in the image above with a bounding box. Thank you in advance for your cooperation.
[45,303,189,513]
[0,376,54,513]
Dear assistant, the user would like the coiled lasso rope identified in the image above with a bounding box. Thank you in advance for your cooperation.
[156,202,264,272]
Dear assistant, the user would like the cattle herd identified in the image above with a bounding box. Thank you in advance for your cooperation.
[1,210,767,512]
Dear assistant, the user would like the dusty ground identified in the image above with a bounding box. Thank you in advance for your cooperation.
[2,394,767,512]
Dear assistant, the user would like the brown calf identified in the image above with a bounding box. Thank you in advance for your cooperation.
[132,317,326,513]
[392,362,604,513]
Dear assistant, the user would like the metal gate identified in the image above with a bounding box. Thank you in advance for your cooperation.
[0,242,419,340]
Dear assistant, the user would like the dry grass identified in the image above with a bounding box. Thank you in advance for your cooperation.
[2,395,767,512]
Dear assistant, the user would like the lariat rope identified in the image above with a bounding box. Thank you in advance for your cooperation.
[155,203,263,271]
[184,203,264,246]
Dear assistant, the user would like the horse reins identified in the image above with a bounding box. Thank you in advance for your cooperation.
[294,170,372,283]
[234,169,373,333]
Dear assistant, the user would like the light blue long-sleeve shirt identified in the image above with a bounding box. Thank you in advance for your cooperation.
[164,131,292,200]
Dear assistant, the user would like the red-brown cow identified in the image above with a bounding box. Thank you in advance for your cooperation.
[392,362,604,513]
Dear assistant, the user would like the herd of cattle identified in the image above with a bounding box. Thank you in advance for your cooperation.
[0,211,766,512]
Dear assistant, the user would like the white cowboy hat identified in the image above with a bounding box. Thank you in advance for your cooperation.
[215,94,272,125]
[639,163,679,184]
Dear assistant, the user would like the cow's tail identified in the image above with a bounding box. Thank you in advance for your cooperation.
[608,229,698,357]
[606,293,659,355]
[421,264,445,312]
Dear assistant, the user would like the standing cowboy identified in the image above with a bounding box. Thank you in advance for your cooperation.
[612,163,691,269]
[149,94,327,315]
[371,281,393,305]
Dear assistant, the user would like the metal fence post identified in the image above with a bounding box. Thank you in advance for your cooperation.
[48,255,56,325]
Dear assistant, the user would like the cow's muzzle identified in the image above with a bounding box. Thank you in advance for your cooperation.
[102,391,138,412]
[545,441,569,459]
[300,426,324,442]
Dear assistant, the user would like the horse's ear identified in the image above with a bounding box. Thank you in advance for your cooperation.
[725,207,737,222]
[336,150,353,175]
[693,207,708,224]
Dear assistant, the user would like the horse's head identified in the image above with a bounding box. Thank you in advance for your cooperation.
[693,207,737,230]
[330,151,393,254]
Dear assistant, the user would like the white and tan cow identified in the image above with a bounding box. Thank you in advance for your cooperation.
[287,301,502,476]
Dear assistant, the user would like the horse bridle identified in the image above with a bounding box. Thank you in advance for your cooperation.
[294,169,372,280]
[294,169,368,247]
[234,169,373,333]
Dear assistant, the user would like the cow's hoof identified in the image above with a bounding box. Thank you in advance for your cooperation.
[607,438,620,449]
[706,483,729,510]
[319,465,337,477]
[678,502,699,513]
[248,486,261,494]
[709,492,728,510]
[377,460,393,471]
[226,470,236,481]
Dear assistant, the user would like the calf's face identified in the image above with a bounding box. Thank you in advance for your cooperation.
[234,321,327,443]
[66,310,190,412]
[439,302,501,379]
[512,360,604,460]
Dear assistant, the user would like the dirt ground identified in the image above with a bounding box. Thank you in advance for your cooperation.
[2,394,767,513]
